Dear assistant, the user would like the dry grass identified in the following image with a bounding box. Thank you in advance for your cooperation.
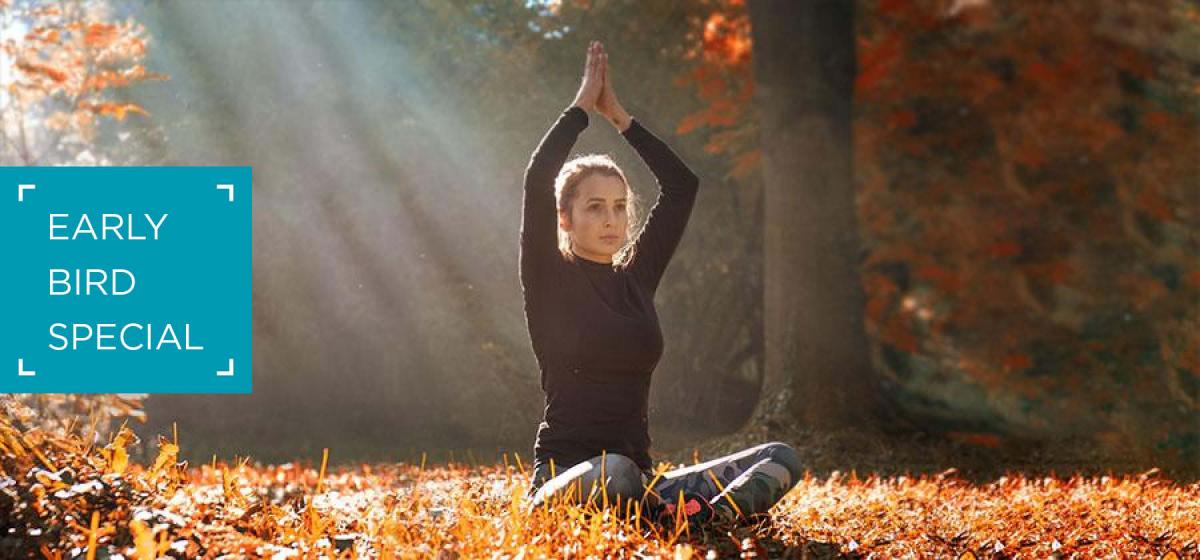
[1,400,1196,559]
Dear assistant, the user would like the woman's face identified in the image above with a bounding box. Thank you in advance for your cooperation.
[560,173,629,264]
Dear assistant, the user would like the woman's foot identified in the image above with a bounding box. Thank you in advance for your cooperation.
[650,492,738,529]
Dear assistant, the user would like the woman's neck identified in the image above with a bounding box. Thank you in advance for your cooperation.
[572,249,613,265]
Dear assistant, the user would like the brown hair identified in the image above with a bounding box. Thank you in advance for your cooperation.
[554,153,639,268]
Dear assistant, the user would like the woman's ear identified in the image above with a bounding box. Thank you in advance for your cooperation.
[558,208,571,231]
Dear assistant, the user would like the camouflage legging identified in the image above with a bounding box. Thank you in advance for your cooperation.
[524,441,802,521]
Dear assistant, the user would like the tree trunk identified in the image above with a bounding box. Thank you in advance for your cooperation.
[746,0,881,431]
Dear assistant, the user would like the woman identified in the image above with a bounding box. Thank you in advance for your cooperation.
[519,40,802,528]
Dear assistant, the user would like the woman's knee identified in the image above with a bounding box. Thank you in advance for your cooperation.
[592,453,643,500]
[527,453,644,509]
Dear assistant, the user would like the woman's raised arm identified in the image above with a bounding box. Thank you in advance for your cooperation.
[620,117,700,295]
[520,42,603,297]
[519,105,589,295]
[594,42,700,294]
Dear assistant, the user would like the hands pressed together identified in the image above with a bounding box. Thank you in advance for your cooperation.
[571,40,633,133]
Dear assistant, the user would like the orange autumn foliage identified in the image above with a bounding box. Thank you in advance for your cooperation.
[677,0,1199,462]
[1,0,167,164]
[851,0,1198,462]
[1,397,1196,558]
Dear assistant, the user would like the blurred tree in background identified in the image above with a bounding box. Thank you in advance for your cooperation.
[0,0,166,166]
[1,0,166,443]
[853,0,1198,462]
[681,0,1198,462]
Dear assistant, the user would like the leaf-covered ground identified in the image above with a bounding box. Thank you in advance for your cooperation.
[1,399,1197,559]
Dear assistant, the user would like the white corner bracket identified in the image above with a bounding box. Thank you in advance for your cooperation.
[217,358,234,376]
[18,358,35,376]
[217,183,234,202]
[17,184,35,202]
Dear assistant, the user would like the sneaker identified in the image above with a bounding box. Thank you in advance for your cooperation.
[651,492,732,529]
[711,501,739,526]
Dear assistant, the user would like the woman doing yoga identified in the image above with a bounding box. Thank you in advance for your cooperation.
[519,40,802,528]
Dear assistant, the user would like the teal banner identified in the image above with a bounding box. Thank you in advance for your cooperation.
[2,167,252,393]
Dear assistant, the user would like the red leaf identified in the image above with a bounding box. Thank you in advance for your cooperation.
[887,109,916,130]
[878,0,910,15]
[856,35,902,92]
[1023,61,1057,87]
[985,241,1020,258]
[1003,353,1031,370]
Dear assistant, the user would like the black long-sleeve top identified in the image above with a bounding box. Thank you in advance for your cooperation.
[520,105,700,474]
